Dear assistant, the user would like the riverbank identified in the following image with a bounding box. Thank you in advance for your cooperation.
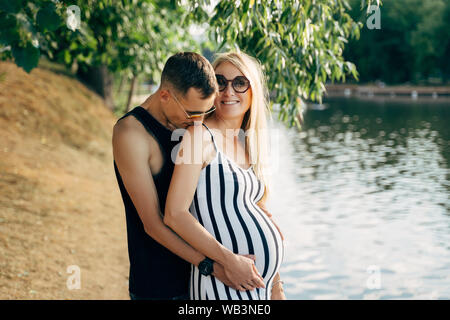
[325,83,450,100]
[0,62,129,299]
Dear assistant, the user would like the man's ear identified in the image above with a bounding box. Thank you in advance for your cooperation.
[159,88,170,103]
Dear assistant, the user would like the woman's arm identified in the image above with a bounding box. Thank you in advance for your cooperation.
[271,272,286,300]
[164,123,265,291]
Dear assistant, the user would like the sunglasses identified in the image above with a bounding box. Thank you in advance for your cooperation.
[170,91,216,119]
[216,74,251,93]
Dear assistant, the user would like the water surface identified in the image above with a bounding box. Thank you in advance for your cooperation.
[269,97,450,299]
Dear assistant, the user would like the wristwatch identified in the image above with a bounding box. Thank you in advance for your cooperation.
[198,257,214,276]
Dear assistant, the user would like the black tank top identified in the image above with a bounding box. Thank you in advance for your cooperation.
[113,106,190,298]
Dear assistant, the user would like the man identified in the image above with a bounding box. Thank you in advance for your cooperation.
[113,52,264,300]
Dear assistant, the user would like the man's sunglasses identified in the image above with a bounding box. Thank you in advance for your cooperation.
[170,91,216,119]
[216,75,251,93]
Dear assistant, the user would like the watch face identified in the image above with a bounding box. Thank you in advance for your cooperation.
[205,263,213,274]
[199,259,213,276]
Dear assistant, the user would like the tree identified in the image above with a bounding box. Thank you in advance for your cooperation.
[0,0,199,110]
[196,0,364,127]
[1,0,378,126]
[410,0,450,81]
[344,0,449,84]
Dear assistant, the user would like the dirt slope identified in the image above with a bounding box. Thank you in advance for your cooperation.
[0,61,129,299]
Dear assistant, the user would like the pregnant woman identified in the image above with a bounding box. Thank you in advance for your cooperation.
[164,51,285,300]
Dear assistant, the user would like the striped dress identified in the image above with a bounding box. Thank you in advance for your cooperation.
[189,123,284,300]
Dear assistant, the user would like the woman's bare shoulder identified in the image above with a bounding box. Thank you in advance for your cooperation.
[180,123,216,168]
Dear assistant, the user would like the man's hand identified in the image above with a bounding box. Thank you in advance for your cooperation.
[212,254,264,291]
[212,262,237,290]
[222,254,265,292]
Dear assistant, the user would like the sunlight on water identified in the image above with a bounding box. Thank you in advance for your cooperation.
[267,98,450,299]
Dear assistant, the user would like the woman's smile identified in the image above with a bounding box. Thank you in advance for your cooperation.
[221,100,240,106]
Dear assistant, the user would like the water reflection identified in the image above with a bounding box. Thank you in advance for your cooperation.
[268,97,450,299]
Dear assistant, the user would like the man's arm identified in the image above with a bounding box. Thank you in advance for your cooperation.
[113,119,206,267]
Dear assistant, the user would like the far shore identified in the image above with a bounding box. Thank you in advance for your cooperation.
[325,83,450,99]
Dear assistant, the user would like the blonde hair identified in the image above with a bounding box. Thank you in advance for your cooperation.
[212,50,271,203]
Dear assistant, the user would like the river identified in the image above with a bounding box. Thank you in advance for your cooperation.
[269,97,450,299]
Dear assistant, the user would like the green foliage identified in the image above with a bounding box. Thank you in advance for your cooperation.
[0,0,376,127]
[36,2,63,31]
[0,0,67,70]
[11,42,40,73]
[188,0,364,127]
[344,0,450,84]
[0,12,20,44]
[0,0,25,14]
[0,0,198,84]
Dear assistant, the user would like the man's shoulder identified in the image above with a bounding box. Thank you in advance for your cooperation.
[114,114,140,133]
[113,115,156,154]
[114,115,152,140]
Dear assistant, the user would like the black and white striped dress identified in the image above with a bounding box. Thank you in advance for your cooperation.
[189,123,284,300]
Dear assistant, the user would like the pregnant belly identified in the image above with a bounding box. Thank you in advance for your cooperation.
[244,206,284,282]
[200,203,284,283]
[191,187,284,283]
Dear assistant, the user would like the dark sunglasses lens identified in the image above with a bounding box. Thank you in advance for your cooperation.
[216,75,227,91]
[232,76,250,92]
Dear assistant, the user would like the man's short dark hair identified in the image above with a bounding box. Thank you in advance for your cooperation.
[161,52,218,99]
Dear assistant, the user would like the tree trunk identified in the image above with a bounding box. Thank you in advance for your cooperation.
[116,73,126,95]
[77,65,115,111]
[126,75,138,112]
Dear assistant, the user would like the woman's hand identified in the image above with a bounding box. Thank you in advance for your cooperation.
[270,273,286,300]
[223,254,265,291]
[271,282,286,300]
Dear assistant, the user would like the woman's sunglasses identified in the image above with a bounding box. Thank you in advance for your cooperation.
[216,75,251,93]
